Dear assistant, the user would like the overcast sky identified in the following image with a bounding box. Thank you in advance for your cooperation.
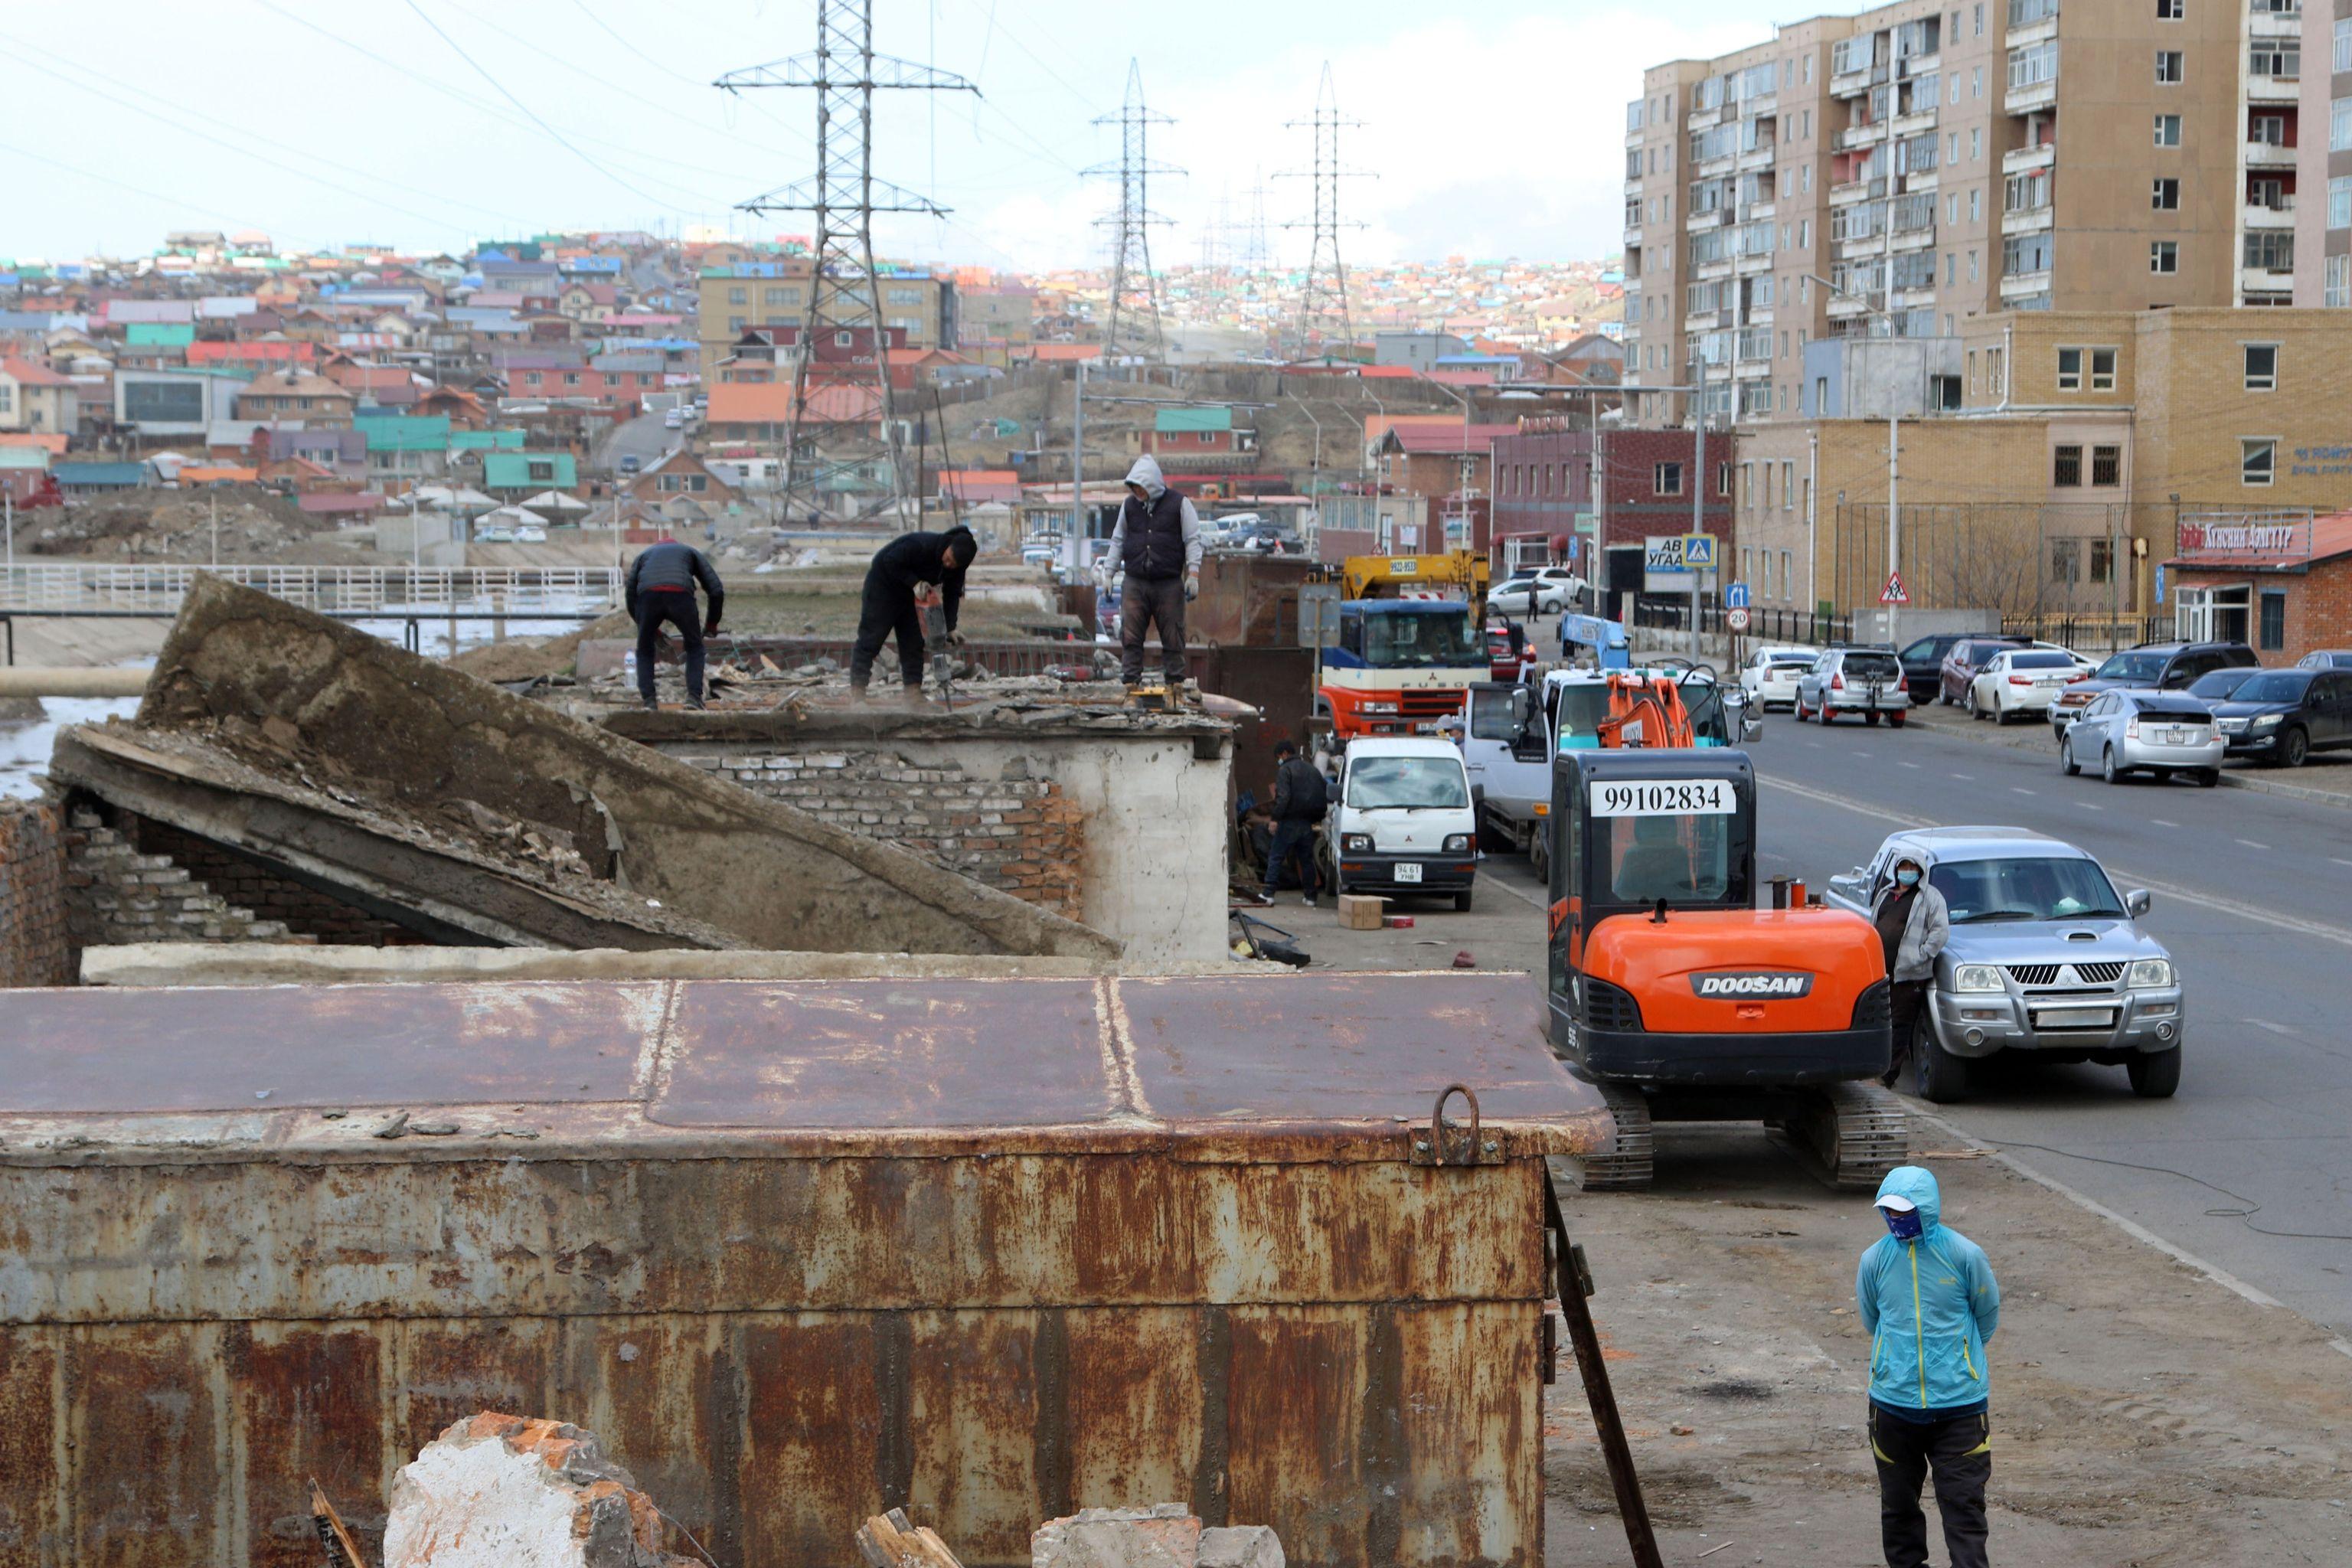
[2,0,1786,272]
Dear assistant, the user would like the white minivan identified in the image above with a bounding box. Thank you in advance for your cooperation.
[1328,736,1479,911]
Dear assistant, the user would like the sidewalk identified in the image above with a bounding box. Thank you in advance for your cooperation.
[1900,694,2352,809]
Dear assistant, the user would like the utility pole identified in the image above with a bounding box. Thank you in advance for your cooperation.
[1066,360,1087,581]
[717,2,975,534]
[1086,60,1181,364]
[1278,64,1371,361]
[1805,273,1902,639]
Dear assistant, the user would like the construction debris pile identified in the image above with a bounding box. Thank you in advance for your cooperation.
[383,1414,697,1568]
[16,485,378,564]
[593,651,1139,714]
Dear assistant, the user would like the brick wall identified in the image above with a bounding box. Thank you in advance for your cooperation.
[670,747,1087,922]
[64,807,312,950]
[0,799,70,988]
[129,818,426,946]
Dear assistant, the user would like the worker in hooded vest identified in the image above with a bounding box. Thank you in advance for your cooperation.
[1103,455,1202,691]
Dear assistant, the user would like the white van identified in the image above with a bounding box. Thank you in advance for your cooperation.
[1328,736,1480,911]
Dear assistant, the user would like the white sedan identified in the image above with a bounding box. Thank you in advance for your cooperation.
[1739,645,1819,711]
[1968,648,2082,721]
[1490,576,1570,616]
[2028,640,2097,676]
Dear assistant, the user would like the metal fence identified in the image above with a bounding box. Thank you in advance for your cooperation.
[1828,501,2177,622]
[1998,612,2167,654]
[0,564,622,615]
[1632,593,1852,646]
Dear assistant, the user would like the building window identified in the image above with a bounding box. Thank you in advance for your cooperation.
[2245,343,2278,390]
[2242,438,2276,485]
[2154,113,2182,147]
[2056,347,2082,390]
[2329,254,2351,308]
[2151,240,2179,273]
[2050,537,2080,583]
[727,287,746,305]
[1968,249,1980,281]
[2249,41,2298,82]
[2244,231,2295,272]
[2334,98,2352,152]
[1655,461,1683,495]
[727,315,746,332]
[2331,177,2352,230]
[2338,16,2352,74]
[2157,0,2182,17]
[2053,444,2083,487]
[2260,590,2287,652]
[2091,348,2115,390]
[2092,446,2121,486]
[2154,51,2184,83]
[2151,178,2179,211]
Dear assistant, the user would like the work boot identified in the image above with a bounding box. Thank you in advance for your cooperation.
[900,685,932,706]
[1302,893,1317,909]
[641,695,658,711]
[687,698,707,711]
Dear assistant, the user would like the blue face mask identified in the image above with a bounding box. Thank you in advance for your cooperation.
[1896,868,1922,887]
[1883,1205,1924,1241]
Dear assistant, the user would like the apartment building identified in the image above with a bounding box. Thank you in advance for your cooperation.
[1626,0,2307,432]
[695,263,956,380]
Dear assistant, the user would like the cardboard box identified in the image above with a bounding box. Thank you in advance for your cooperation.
[1338,894,1386,930]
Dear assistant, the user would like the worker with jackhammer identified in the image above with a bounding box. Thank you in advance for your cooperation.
[1100,454,1202,693]
[849,524,978,702]
[626,535,724,710]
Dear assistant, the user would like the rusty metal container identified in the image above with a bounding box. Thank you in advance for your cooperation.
[0,972,1608,1568]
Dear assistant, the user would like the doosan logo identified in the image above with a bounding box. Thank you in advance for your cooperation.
[1691,971,1814,999]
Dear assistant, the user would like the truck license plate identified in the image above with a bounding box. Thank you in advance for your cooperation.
[2034,1007,2115,1029]
[1396,863,1423,883]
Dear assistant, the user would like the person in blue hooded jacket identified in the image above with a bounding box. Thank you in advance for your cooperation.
[1858,1164,2001,1568]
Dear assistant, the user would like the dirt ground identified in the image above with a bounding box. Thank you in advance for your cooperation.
[1545,1124,2352,1566]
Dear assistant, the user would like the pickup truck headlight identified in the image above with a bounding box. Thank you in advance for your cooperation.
[1341,833,1373,853]
[1360,701,1400,714]
[2126,958,2175,988]
[1442,833,1472,852]
[1951,964,2004,993]
[2251,714,2281,730]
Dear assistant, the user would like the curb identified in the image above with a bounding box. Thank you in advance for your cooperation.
[1896,703,2352,813]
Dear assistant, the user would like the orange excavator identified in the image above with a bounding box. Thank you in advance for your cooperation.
[1544,668,1907,1188]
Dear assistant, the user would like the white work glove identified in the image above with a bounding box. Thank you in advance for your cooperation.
[1184,573,1199,603]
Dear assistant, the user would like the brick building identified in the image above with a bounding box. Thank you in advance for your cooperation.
[2164,511,2352,662]
[1490,421,1733,603]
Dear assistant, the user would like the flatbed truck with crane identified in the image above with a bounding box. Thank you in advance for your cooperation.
[1307,551,1491,748]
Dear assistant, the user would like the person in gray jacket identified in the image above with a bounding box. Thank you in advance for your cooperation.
[1872,854,1951,1086]
[1101,454,1202,690]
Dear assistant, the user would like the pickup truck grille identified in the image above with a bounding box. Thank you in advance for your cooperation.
[2005,962,2125,987]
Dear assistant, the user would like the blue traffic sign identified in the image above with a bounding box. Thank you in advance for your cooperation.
[1724,581,1751,609]
[1681,533,1717,569]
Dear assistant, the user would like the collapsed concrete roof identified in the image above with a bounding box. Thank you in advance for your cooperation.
[54,574,1119,959]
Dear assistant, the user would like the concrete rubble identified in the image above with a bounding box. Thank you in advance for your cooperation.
[49,573,1119,959]
[384,1413,697,1568]
[1031,1507,1282,1568]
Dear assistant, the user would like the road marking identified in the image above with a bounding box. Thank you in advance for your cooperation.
[2249,1018,2301,1037]
[2151,819,2180,828]
[1758,773,2352,949]
[1952,773,1974,780]
[2011,786,2037,796]
[2334,857,2352,869]
[2076,802,2103,811]
[1898,760,1921,769]
[2236,838,2269,851]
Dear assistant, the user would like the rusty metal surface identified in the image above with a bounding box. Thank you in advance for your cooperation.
[0,972,1599,1568]
[0,982,665,1114]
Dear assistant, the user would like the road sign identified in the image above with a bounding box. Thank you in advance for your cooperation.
[1726,606,1751,632]
[1681,533,1717,569]
[1644,535,1690,573]
[2154,564,2167,606]
[1879,570,1909,606]
[1724,580,1751,609]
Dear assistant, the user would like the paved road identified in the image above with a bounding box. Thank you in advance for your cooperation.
[1747,704,2352,1333]
[592,413,677,477]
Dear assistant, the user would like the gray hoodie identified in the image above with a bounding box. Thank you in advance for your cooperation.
[1106,455,1203,577]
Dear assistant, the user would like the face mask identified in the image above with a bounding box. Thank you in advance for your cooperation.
[1883,1206,1924,1241]
[1896,868,1921,887]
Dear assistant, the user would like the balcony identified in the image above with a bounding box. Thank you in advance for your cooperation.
[2004,203,2054,234]
[2243,195,2296,228]
[2249,9,2302,39]
[2002,141,2056,175]
[2007,15,2058,47]
[1889,286,1938,309]
[1888,224,1938,252]
[1623,225,1643,248]
[1686,104,1725,132]
[2246,138,2297,168]
[1687,207,1726,230]
[1737,143,1776,171]
[1830,176,1888,206]
[2000,270,2053,302]
[2240,265,2295,294]
[1685,309,1732,333]
[2005,77,2056,116]
[2246,71,2300,105]
[1836,121,1889,150]
[1748,200,1777,221]
[1827,292,1878,318]
[1892,109,1939,138]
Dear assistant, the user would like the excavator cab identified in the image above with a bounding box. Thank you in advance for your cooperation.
[1543,747,1906,1189]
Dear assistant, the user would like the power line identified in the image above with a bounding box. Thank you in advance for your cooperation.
[1085,60,1181,362]
[1278,62,1373,359]
[400,0,695,214]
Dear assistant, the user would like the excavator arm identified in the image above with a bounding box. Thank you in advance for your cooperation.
[1594,673,1697,750]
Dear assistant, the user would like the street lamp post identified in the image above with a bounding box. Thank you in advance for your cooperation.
[1804,273,1902,636]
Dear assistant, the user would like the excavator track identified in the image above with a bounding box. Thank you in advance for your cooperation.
[1576,1083,1657,1191]
[1781,1082,1910,1191]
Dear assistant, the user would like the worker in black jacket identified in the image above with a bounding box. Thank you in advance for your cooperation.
[1256,739,1328,908]
[850,524,978,700]
[625,537,724,710]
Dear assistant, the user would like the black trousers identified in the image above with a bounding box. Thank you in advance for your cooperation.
[1887,978,1931,1077]
[1120,573,1187,686]
[634,593,704,705]
[850,574,924,692]
[1869,1402,1990,1568]
[1263,818,1319,898]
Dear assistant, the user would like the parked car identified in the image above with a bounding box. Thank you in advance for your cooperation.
[1826,827,2183,1102]
[663,408,686,429]
[1937,635,2030,705]
[2027,640,2097,676]
[618,454,642,477]
[2047,641,2259,738]
[1490,575,1571,616]
[1738,645,1818,711]
[2295,649,2352,670]
[1967,648,2082,723]
[1326,737,1479,910]
[2057,689,2223,786]
[2209,667,2352,767]
[1793,645,1911,725]
[2186,665,2263,704]
[1896,632,1989,704]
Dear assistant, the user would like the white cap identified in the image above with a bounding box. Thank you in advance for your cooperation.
[1873,1194,1918,1213]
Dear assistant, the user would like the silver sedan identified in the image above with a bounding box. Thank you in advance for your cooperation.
[2059,689,2223,786]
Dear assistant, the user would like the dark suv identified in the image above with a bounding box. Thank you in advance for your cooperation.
[2049,641,2259,738]
[2211,667,2352,766]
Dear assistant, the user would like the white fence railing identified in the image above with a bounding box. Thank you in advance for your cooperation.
[0,564,622,615]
